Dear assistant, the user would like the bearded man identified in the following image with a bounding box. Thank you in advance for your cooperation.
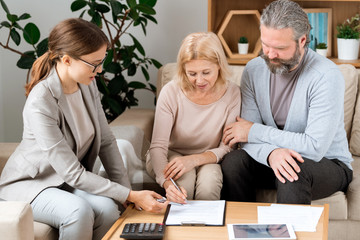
[220,0,353,204]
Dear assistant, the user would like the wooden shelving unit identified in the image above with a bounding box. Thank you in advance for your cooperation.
[208,0,360,67]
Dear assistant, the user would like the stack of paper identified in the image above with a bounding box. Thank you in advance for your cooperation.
[257,204,324,232]
[164,200,226,226]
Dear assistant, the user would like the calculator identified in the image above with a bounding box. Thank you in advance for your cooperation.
[120,222,166,239]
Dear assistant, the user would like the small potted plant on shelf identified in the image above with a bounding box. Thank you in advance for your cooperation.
[336,14,360,60]
[315,42,328,57]
[238,36,249,54]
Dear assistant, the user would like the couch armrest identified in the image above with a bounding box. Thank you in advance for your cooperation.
[347,156,360,220]
[0,201,34,240]
[110,108,155,142]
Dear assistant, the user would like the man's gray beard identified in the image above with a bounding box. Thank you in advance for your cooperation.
[261,45,301,74]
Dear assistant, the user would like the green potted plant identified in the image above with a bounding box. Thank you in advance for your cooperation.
[315,42,328,57]
[238,36,249,54]
[0,0,161,122]
[336,14,360,60]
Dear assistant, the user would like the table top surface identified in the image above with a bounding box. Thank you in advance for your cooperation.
[102,201,329,240]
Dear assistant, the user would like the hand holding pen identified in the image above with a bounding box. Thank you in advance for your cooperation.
[163,177,188,204]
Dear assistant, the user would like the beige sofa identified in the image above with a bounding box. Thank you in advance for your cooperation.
[0,62,360,239]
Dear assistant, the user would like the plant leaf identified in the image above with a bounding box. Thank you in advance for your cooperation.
[127,63,137,76]
[143,14,157,24]
[96,77,110,95]
[110,0,123,23]
[136,4,156,15]
[36,38,49,57]
[10,28,21,45]
[96,4,110,13]
[129,8,139,20]
[7,14,18,23]
[71,0,87,12]
[140,0,157,8]
[17,52,36,69]
[149,82,156,92]
[91,12,102,27]
[13,22,22,30]
[126,0,137,8]
[130,34,145,56]
[0,0,10,14]
[23,22,40,45]
[140,22,146,35]
[128,81,146,89]
[1,21,11,28]
[150,58,162,68]
[108,75,126,95]
[141,66,149,81]
[79,9,86,18]
[105,62,122,74]
[108,97,121,115]
[19,13,31,20]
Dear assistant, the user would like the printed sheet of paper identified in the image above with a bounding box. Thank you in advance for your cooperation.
[257,204,324,232]
[165,200,225,226]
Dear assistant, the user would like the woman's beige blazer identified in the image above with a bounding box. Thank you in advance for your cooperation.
[0,69,131,203]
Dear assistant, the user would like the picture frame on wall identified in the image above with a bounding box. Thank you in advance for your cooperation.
[304,8,332,56]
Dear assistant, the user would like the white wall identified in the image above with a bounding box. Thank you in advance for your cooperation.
[0,0,207,142]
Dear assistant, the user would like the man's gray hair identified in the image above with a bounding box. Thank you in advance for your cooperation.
[260,0,311,46]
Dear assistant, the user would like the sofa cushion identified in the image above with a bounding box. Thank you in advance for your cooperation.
[157,63,177,98]
[338,64,358,141]
[311,191,348,220]
[109,108,155,142]
[94,125,156,191]
[34,222,58,240]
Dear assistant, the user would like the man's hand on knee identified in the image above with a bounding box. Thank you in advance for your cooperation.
[268,148,304,183]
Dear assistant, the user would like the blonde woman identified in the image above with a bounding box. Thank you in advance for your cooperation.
[146,32,241,203]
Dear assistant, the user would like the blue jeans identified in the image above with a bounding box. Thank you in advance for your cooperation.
[220,149,353,204]
[31,184,120,240]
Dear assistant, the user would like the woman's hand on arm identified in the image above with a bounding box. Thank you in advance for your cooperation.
[127,190,169,213]
[223,116,254,148]
[163,152,217,180]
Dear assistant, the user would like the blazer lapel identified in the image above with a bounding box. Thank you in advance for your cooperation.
[47,69,81,156]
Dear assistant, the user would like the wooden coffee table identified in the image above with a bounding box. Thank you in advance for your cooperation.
[102,201,329,240]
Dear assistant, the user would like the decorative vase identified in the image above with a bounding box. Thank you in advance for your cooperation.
[337,38,360,60]
[316,48,328,57]
[238,43,249,54]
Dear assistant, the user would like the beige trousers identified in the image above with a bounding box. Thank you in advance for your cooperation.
[146,150,223,200]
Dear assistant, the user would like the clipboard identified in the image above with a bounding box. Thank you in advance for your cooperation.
[163,200,226,226]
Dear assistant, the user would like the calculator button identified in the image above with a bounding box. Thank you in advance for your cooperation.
[150,223,156,232]
[144,222,150,232]
[123,224,130,233]
[138,223,144,233]
[130,224,136,233]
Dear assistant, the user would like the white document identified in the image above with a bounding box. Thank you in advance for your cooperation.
[165,200,226,226]
[257,204,324,232]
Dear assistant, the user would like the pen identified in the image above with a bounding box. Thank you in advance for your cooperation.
[169,177,187,202]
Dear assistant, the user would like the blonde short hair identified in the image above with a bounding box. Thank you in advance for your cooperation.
[176,32,230,92]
